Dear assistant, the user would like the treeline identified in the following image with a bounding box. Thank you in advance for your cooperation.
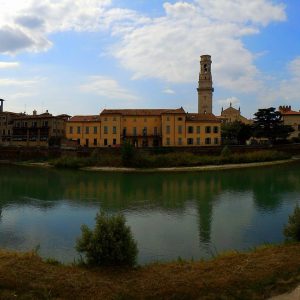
[222,107,295,145]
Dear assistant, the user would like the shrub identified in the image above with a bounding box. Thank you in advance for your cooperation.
[76,212,138,267]
[121,141,136,167]
[220,146,231,157]
[284,205,300,241]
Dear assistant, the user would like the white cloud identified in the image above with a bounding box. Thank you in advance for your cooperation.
[0,61,19,68]
[0,0,287,103]
[0,0,115,53]
[0,78,38,86]
[163,88,175,94]
[79,76,138,102]
[217,97,240,107]
[111,0,285,94]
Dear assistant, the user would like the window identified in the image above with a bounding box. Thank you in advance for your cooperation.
[133,127,137,136]
[166,125,170,134]
[187,138,193,145]
[197,138,200,145]
[178,117,183,121]
[85,139,89,146]
[205,138,211,145]
[178,125,182,134]
[188,126,193,134]
[298,124,300,131]
[166,138,170,145]
[93,126,97,134]
[104,126,108,134]
[113,138,116,145]
[205,126,211,133]
[213,126,219,133]
[143,127,147,136]
[154,127,158,135]
[178,137,182,145]
[85,127,89,134]
[93,138,97,146]
[113,117,116,121]
[77,126,81,134]
[104,138,108,146]
[77,139,80,145]
[104,117,107,121]
[166,116,170,121]
[113,126,117,134]
[69,126,73,134]
[197,126,200,134]
[214,138,219,145]
[123,127,127,136]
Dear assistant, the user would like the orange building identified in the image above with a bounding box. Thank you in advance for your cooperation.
[279,105,300,140]
[66,115,101,147]
[66,108,221,148]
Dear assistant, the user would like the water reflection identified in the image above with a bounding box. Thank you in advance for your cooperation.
[0,163,300,263]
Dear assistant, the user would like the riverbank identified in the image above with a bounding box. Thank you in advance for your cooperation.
[1,243,300,299]
[7,157,298,173]
[82,158,297,172]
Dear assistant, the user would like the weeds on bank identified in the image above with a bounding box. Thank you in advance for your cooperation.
[51,149,291,169]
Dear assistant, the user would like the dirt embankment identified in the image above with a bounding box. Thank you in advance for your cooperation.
[1,243,300,299]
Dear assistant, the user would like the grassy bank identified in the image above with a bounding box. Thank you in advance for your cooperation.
[1,243,300,299]
[51,150,291,169]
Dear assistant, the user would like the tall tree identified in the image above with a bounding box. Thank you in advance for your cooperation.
[221,121,253,145]
[253,107,294,143]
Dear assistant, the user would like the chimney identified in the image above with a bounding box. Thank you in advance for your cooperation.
[0,99,4,113]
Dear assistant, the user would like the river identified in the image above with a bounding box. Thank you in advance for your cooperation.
[0,162,299,264]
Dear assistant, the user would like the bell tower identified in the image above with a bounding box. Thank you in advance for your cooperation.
[197,55,214,114]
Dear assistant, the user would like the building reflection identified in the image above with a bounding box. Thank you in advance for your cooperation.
[1,162,300,249]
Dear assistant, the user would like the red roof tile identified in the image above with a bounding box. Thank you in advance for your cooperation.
[101,107,185,116]
[68,115,100,122]
[186,113,221,122]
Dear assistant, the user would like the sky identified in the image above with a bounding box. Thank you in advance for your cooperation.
[0,0,299,118]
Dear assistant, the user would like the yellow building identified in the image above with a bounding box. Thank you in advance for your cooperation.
[279,106,300,139]
[65,54,222,148]
[66,108,221,148]
[66,115,101,147]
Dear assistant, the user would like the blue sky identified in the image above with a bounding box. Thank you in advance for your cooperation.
[0,0,299,118]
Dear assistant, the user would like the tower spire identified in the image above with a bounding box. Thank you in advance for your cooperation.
[197,55,214,114]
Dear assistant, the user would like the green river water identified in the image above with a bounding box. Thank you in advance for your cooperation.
[0,162,299,264]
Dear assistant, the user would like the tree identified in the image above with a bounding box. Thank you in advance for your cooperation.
[221,121,253,145]
[252,107,294,143]
[76,212,138,267]
[284,205,300,241]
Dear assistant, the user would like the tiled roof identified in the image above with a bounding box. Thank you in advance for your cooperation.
[186,113,221,122]
[101,107,185,116]
[281,111,300,115]
[69,115,100,122]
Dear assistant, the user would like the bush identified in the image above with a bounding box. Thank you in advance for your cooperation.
[121,141,136,167]
[76,212,138,267]
[284,205,300,241]
[220,146,231,157]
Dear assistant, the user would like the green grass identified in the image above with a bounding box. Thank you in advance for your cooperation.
[50,150,291,169]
